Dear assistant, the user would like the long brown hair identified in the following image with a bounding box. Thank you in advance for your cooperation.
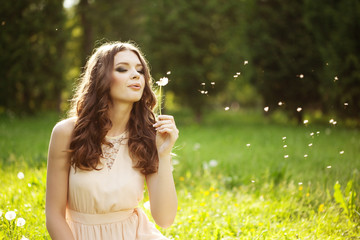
[68,41,158,175]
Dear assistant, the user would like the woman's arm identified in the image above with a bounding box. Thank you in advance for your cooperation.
[45,118,75,239]
[146,115,179,228]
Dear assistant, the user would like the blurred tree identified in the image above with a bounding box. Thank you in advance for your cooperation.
[0,0,68,114]
[305,0,360,120]
[244,0,323,123]
[144,0,247,120]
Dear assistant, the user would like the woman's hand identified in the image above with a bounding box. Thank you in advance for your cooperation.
[153,115,179,158]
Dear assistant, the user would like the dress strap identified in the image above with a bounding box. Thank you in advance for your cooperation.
[66,208,135,225]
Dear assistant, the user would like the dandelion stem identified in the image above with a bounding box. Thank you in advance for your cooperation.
[159,86,162,115]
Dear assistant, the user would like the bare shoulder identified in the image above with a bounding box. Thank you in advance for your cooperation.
[51,117,77,140]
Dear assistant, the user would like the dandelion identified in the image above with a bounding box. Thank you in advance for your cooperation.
[284,155,289,158]
[310,132,314,136]
[179,176,185,181]
[209,159,218,167]
[166,71,171,75]
[299,186,303,191]
[224,106,230,111]
[339,151,344,154]
[156,77,168,115]
[303,119,309,124]
[318,203,325,212]
[17,172,24,179]
[143,201,150,210]
[5,211,16,221]
[244,60,248,65]
[297,107,302,112]
[283,145,287,148]
[299,74,304,78]
[327,166,332,169]
[251,180,255,183]
[236,72,241,75]
[246,143,251,147]
[16,217,26,227]
[282,136,287,140]
[201,82,205,86]
[210,82,215,86]
[344,102,348,106]
[308,143,313,147]
[233,75,238,78]
[329,119,334,124]
[264,106,269,112]
[278,101,284,106]
[28,183,31,187]
[304,154,308,158]
[334,76,338,81]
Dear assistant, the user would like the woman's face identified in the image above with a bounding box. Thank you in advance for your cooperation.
[110,50,146,104]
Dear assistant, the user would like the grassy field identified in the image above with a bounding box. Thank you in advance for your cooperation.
[0,111,359,239]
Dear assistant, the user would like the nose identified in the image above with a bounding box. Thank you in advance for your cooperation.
[131,69,140,79]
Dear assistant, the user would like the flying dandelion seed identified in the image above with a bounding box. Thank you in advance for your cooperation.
[308,143,313,147]
[278,101,283,106]
[251,180,255,183]
[233,75,238,78]
[340,151,344,154]
[316,131,320,135]
[334,76,339,81]
[16,218,26,227]
[264,106,269,112]
[304,154,308,158]
[244,60,248,65]
[310,132,314,136]
[299,74,304,78]
[201,82,205,86]
[284,155,289,158]
[344,103,348,106]
[143,201,150,210]
[236,72,241,75]
[297,107,302,112]
[17,172,24,179]
[224,107,230,111]
[283,145,287,148]
[298,182,303,185]
[166,71,171,75]
[282,136,287,140]
[5,211,16,221]
[246,143,251,147]
[303,120,309,124]
[327,166,332,169]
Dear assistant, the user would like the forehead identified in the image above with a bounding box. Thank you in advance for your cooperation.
[114,50,142,65]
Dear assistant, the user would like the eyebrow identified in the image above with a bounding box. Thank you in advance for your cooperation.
[115,62,143,67]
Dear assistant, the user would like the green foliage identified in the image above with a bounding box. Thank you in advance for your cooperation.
[0,0,68,114]
[2,112,359,239]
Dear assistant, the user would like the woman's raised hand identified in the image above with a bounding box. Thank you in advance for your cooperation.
[153,115,179,158]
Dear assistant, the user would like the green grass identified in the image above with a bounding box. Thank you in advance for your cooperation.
[1,111,359,239]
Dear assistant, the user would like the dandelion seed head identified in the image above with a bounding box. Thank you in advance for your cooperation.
[210,82,215,85]
[298,182,303,185]
[327,166,332,169]
[236,72,241,75]
[16,217,26,227]
[166,71,171,75]
[264,106,269,112]
[283,145,287,148]
[224,107,230,111]
[304,154,308,158]
[233,75,238,78]
[332,121,337,125]
[344,102,348,106]
[278,101,283,106]
[334,76,339,81]
[209,159,218,167]
[308,143,313,147]
[310,132,314,136]
[284,155,289,158]
[339,151,344,154]
[156,77,168,86]
[297,107,302,112]
[251,180,255,183]
[316,131,320,135]
[244,60,248,65]
[303,119,309,124]
[329,119,334,123]
[246,143,251,147]
[201,82,205,86]
[282,136,287,140]
[5,211,16,221]
[17,172,24,179]
[299,74,304,78]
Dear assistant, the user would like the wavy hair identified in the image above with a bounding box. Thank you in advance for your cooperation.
[68,41,158,175]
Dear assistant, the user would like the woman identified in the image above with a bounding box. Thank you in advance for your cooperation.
[45,42,178,239]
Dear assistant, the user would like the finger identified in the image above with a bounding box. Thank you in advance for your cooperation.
[157,115,175,122]
[153,120,173,127]
[155,123,177,131]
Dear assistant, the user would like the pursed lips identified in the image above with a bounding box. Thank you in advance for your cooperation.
[128,83,141,90]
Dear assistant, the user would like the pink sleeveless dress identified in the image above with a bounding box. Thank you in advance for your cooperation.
[66,133,168,240]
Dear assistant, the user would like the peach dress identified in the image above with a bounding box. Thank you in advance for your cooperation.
[66,133,168,240]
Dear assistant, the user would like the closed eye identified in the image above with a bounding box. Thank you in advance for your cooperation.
[137,69,145,74]
[116,67,127,72]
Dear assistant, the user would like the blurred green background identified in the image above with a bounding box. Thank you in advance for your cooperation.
[1,0,359,124]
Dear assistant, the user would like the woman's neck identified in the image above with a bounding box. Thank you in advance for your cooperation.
[107,102,133,137]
